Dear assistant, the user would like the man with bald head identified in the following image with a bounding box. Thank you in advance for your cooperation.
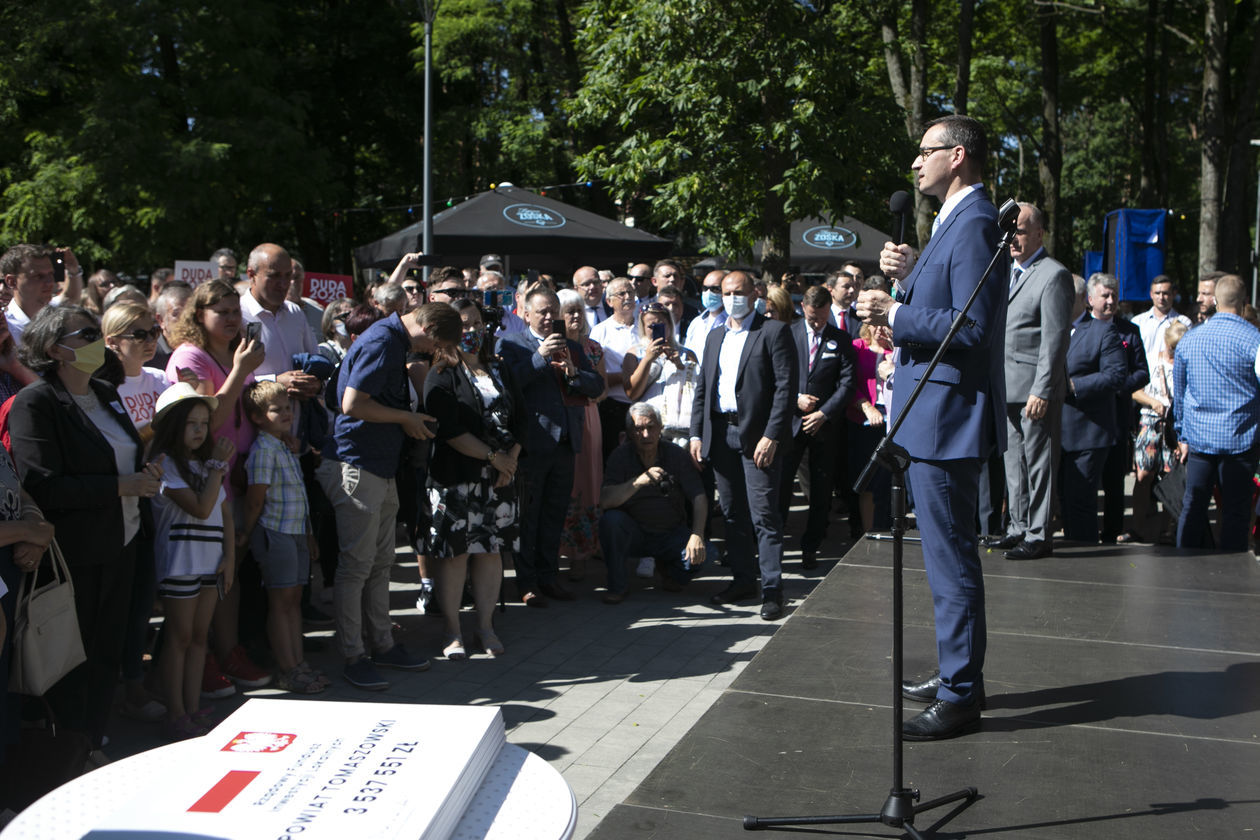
[241,243,320,406]
[1173,274,1260,550]
[683,269,728,367]
[627,263,654,303]
[689,270,797,620]
[574,266,609,329]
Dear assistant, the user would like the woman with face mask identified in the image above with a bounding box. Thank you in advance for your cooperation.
[8,305,163,749]
[420,299,523,660]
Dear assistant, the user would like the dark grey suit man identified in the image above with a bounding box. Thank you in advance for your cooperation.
[689,271,797,620]
[989,204,1073,560]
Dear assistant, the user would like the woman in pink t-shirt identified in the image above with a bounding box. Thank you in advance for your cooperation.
[164,280,271,694]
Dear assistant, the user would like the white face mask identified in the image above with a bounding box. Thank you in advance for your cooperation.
[723,294,752,319]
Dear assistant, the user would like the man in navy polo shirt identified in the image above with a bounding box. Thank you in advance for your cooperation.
[317,301,461,690]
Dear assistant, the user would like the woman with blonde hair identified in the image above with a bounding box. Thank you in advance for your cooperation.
[557,289,607,580]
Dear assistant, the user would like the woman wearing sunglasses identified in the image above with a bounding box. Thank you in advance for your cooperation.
[9,305,163,749]
[103,301,171,441]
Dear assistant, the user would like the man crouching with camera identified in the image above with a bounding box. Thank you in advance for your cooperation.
[598,402,707,604]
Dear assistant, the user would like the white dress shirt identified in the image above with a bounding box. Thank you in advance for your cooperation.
[1132,306,1191,371]
[240,290,315,377]
[715,318,751,413]
[684,309,726,368]
[590,316,638,402]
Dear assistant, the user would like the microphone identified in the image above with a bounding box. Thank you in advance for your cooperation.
[889,190,912,245]
[997,198,1020,233]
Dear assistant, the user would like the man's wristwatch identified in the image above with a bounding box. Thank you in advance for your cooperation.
[486,449,499,463]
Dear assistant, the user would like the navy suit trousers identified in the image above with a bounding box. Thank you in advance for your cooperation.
[907,457,986,706]
[1060,447,1107,542]
[517,444,575,594]
[1177,449,1259,551]
[709,416,784,592]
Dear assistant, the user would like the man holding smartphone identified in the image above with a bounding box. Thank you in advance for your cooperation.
[240,244,320,416]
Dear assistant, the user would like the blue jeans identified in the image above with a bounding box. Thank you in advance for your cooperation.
[598,510,693,595]
[1177,448,1259,551]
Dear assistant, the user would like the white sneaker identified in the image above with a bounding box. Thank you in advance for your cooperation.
[635,557,655,578]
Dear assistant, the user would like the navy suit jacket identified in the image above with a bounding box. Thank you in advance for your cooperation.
[890,188,1007,460]
[790,320,856,436]
[1111,316,1149,433]
[689,313,798,459]
[1061,313,1127,450]
[498,331,603,457]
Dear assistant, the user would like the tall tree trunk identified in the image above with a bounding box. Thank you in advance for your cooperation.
[954,0,974,115]
[1138,0,1159,205]
[1220,5,1260,274]
[880,0,930,247]
[1037,1,1063,258]
[1198,0,1227,274]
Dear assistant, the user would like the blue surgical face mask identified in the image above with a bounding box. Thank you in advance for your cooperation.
[754,297,768,315]
[701,290,722,312]
[723,294,752,320]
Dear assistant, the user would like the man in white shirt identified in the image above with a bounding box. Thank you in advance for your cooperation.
[590,276,640,459]
[3,244,80,343]
[1131,274,1191,373]
[574,266,609,329]
[240,244,320,404]
[826,267,860,334]
[683,269,728,367]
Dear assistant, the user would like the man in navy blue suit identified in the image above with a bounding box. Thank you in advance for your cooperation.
[778,284,855,569]
[858,114,1007,740]
[500,287,605,607]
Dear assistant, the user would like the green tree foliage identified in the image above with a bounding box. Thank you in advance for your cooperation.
[570,0,906,277]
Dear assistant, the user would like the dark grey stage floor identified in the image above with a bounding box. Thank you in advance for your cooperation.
[588,537,1260,839]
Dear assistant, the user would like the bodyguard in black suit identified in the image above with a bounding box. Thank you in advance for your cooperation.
[689,271,798,620]
[777,285,855,568]
[1059,287,1128,543]
[499,288,603,607]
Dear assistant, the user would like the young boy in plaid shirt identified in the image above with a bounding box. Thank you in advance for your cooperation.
[240,381,328,693]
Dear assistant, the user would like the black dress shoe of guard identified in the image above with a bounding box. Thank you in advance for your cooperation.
[759,591,784,621]
[801,549,818,570]
[902,698,982,741]
[982,533,1023,550]
[709,584,758,606]
[902,673,986,710]
[1005,539,1053,560]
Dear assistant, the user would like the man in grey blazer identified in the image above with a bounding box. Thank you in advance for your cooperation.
[985,203,1073,560]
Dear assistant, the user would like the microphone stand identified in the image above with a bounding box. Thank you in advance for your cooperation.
[744,198,1019,839]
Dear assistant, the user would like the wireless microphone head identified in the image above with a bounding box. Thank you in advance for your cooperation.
[997,198,1020,233]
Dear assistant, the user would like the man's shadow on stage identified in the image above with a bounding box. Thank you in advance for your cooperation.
[981,661,1260,729]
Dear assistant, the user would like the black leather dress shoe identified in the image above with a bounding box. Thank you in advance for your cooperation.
[538,582,576,601]
[901,672,942,703]
[709,584,758,605]
[801,550,818,570]
[759,591,784,621]
[1005,539,1052,560]
[902,673,987,709]
[982,534,1022,550]
[902,698,982,741]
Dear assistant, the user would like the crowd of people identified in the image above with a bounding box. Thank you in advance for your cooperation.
[0,214,1252,760]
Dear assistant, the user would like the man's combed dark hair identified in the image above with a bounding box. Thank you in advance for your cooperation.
[1,244,51,278]
[928,115,988,172]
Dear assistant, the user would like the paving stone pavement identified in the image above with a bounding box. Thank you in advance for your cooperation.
[106,505,852,839]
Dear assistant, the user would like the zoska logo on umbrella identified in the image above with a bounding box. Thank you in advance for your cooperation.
[802,225,858,250]
[504,204,567,229]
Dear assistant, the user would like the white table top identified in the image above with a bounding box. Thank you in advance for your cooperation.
[3,741,575,840]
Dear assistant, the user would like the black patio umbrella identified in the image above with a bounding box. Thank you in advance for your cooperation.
[353,184,673,275]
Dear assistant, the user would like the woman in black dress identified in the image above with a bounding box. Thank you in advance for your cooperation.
[423,300,522,660]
